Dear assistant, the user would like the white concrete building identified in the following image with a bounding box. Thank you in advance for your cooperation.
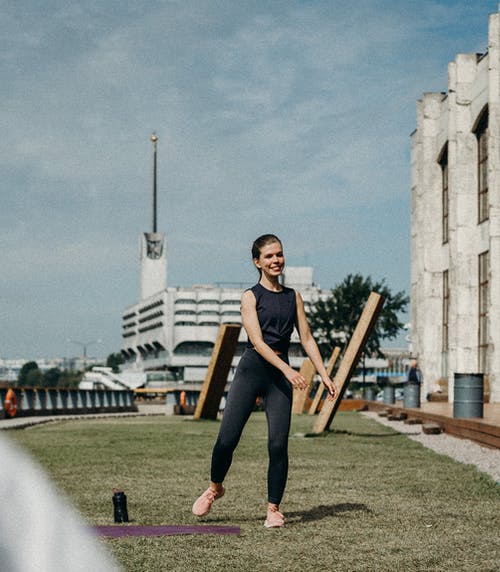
[411,4,500,402]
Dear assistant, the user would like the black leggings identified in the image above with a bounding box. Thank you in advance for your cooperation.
[210,348,293,505]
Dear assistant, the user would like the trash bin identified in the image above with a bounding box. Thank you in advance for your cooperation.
[364,387,375,401]
[403,382,421,408]
[383,385,395,405]
[453,373,483,418]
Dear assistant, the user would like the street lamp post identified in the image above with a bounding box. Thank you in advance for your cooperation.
[68,339,101,371]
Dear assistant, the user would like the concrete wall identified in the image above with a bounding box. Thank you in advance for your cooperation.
[411,7,500,402]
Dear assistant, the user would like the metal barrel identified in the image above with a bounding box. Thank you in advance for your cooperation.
[403,382,421,408]
[383,385,395,404]
[364,387,375,401]
[453,373,483,418]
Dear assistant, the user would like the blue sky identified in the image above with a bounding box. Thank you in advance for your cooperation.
[2,0,498,360]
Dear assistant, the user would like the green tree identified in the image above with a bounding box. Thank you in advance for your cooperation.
[106,352,124,373]
[17,361,40,387]
[26,368,43,387]
[57,370,82,388]
[307,273,409,357]
[43,367,61,387]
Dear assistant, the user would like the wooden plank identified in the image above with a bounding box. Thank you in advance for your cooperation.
[441,425,500,449]
[193,324,241,420]
[422,423,442,435]
[388,411,408,421]
[291,359,317,414]
[404,418,423,425]
[337,399,366,412]
[311,292,385,434]
[366,401,500,448]
[308,347,341,415]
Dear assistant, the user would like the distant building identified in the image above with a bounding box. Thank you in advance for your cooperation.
[411,5,500,402]
[0,357,99,383]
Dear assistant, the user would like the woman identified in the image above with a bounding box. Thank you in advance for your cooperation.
[192,234,337,528]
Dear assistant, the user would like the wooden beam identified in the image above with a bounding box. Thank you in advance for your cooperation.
[308,346,341,415]
[291,358,317,414]
[193,324,241,420]
[311,292,385,434]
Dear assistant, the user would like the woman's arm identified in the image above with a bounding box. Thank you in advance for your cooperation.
[295,291,338,400]
[241,290,309,390]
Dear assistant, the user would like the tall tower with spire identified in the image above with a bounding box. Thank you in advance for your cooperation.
[140,133,167,300]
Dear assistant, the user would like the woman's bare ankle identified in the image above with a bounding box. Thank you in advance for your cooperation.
[210,482,224,494]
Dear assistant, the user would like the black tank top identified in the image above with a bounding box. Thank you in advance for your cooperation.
[246,282,297,353]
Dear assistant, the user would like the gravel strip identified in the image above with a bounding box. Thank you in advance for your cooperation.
[360,411,500,484]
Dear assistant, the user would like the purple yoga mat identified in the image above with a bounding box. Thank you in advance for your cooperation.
[94,524,241,538]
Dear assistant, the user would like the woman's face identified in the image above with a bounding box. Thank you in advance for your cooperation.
[254,241,285,279]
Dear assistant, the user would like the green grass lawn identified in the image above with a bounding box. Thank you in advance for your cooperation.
[7,412,500,572]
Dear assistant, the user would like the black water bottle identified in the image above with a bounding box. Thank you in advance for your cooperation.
[112,489,129,523]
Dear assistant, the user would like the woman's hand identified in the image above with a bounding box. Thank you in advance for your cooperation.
[322,377,338,401]
[284,367,309,390]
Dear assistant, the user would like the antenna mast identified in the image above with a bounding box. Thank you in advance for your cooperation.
[151,132,158,233]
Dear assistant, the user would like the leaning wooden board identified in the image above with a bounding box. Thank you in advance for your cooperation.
[308,346,341,415]
[193,324,241,420]
[291,358,317,414]
[311,292,385,434]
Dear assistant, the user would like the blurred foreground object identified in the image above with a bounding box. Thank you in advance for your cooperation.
[0,434,121,572]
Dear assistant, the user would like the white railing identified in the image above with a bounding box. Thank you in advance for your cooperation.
[0,387,137,419]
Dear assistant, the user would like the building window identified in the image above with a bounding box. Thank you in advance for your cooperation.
[175,298,196,305]
[478,251,489,373]
[138,310,164,323]
[139,299,164,313]
[174,342,214,356]
[438,143,449,244]
[138,321,163,333]
[474,108,488,223]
